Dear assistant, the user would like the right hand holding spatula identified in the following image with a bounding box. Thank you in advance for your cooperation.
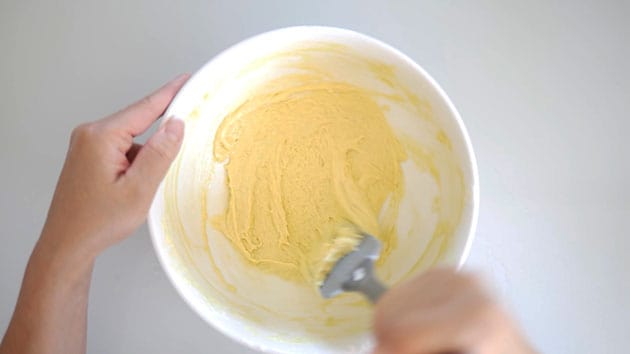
[373,268,537,354]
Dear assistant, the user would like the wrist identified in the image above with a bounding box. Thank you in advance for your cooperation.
[35,229,99,277]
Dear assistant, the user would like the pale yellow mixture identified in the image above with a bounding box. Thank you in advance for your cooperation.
[212,75,407,286]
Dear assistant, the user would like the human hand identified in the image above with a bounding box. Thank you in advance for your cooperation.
[373,268,536,354]
[40,74,189,260]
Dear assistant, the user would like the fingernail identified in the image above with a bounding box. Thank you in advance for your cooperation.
[164,119,184,142]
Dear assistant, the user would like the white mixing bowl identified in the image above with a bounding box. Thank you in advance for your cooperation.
[148,26,479,353]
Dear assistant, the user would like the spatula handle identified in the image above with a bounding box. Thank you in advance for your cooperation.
[341,258,387,304]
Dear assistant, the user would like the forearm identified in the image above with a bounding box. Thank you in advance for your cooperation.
[0,74,186,354]
[0,232,96,354]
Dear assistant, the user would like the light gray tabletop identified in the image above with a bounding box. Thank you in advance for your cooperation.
[1,1,628,353]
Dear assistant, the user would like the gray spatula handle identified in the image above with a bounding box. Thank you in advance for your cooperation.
[340,258,387,303]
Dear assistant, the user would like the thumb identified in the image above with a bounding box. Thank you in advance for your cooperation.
[126,118,184,193]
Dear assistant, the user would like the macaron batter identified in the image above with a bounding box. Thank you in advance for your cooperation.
[212,74,407,286]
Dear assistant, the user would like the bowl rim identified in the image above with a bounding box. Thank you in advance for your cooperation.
[147,25,479,353]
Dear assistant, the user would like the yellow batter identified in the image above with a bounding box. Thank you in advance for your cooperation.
[212,74,407,285]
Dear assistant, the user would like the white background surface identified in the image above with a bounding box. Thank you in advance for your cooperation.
[1,1,628,353]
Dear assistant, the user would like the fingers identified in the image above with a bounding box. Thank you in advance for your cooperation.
[124,118,184,195]
[106,73,190,136]
[373,269,493,354]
